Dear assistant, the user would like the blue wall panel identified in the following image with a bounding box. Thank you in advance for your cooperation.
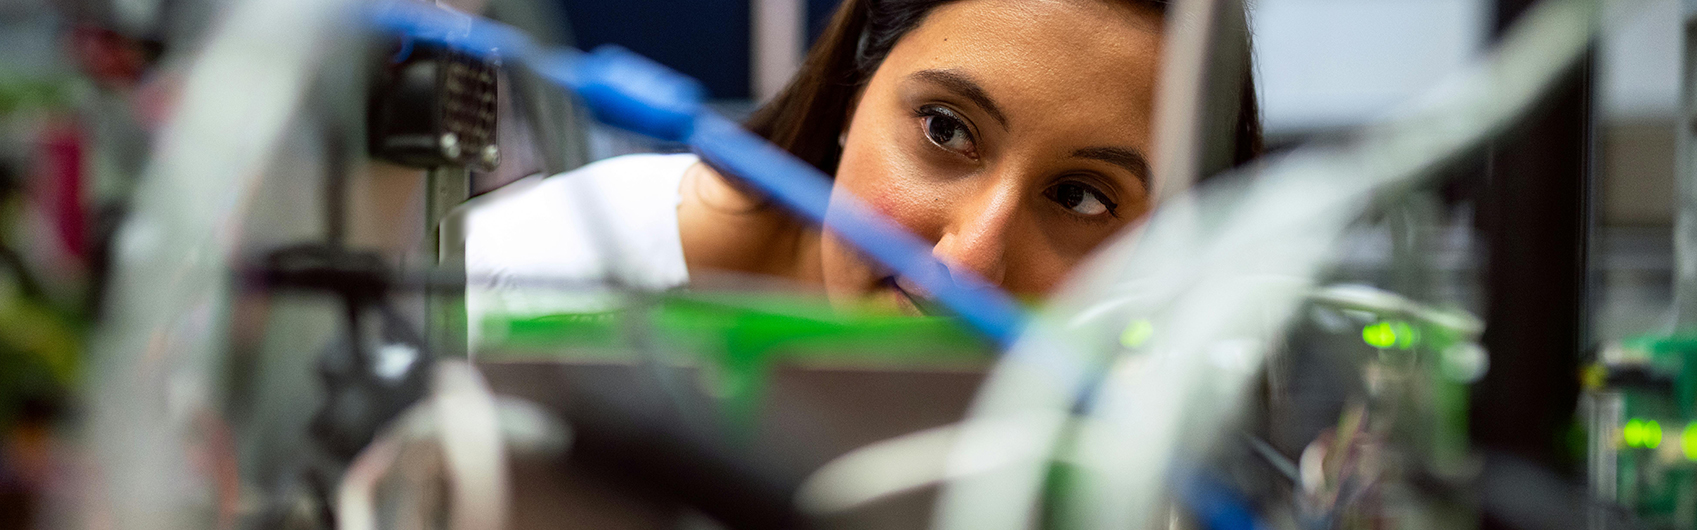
[556,0,751,99]
[806,0,841,48]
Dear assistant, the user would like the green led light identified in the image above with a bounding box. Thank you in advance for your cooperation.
[1625,419,1645,448]
[1120,319,1154,348]
[1363,322,1396,349]
[1363,320,1419,350]
[1647,420,1664,448]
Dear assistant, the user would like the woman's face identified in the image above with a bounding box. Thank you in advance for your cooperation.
[823,0,1164,313]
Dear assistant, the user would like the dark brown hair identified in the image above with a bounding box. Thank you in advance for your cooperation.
[745,0,1263,179]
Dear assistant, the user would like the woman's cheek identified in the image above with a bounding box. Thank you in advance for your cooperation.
[839,154,950,242]
[867,182,941,239]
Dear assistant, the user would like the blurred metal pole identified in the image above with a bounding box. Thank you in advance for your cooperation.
[1671,0,1697,329]
[426,166,469,358]
[1473,1,1594,529]
[752,0,803,102]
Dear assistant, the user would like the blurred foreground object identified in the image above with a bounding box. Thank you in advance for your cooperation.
[64,0,1686,529]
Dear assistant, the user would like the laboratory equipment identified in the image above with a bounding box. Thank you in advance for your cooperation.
[47,0,1683,529]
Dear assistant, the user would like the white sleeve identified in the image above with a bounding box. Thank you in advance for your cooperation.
[464,153,697,347]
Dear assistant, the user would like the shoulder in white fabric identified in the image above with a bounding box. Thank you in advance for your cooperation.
[466,153,695,286]
[463,153,697,345]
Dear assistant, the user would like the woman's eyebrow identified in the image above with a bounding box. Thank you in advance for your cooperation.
[910,69,1010,130]
[1071,146,1151,186]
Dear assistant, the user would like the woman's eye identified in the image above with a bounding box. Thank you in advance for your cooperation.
[1049,182,1118,217]
[919,107,976,156]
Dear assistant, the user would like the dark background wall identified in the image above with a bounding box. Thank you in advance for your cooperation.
[553,0,844,100]
[805,0,840,48]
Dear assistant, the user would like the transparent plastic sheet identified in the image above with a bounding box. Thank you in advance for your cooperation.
[932,0,1621,529]
[1673,0,1697,329]
[77,0,361,526]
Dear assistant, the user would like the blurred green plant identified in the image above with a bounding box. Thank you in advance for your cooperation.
[0,76,85,430]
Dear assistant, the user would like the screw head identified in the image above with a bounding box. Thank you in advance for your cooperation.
[439,132,461,159]
[481,144,500,167]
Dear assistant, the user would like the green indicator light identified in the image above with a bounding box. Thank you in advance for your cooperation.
[1363,322,1396,349]
[1681,424,1697,460]
[1647,420,1664,448]
[1120,319,1154,348]
[1624,419,1645,448]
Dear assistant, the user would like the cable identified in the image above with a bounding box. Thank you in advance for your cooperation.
[1243,434,1299,486]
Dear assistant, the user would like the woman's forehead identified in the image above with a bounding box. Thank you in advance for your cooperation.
[879,0,1164,140]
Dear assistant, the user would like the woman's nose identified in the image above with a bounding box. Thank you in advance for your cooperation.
[930,183,1020,286]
